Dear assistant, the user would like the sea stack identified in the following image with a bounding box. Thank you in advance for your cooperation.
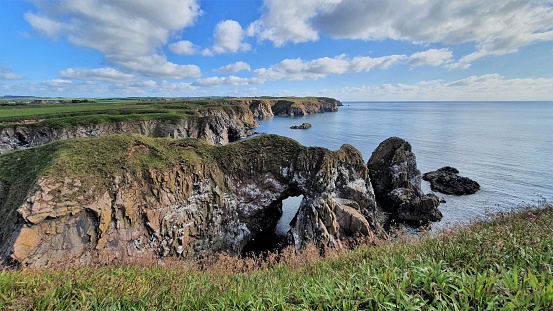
[367,137,442,222]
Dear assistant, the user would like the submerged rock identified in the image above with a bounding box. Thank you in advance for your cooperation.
[290,123,312,129]
[367,137,442,222]
[423,166,480,195]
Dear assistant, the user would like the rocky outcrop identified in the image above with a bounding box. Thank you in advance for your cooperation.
[0,97,342,154]
[246,100,274,118]
[423,166,480,195]
[367,137,442,222]
[0,134,379,268]
[290,123,312,129]
[0,106,258,154]
[270,97,341,116]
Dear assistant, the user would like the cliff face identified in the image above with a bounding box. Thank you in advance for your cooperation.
[0,105,257,154]
[0,97,342,154]
[0,134,378,268]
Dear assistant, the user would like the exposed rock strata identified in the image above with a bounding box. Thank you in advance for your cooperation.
[0,97,341,154]
[0,106,257,154]
[367,137,442,222]
[423,166,480,195]
[0,134,378,268]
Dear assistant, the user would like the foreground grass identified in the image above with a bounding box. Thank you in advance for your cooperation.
[1,204,552,310]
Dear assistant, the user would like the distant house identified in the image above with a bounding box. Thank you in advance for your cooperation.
[33,99,47,104]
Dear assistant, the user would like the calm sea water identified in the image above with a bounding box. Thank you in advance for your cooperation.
[255,102,553,232]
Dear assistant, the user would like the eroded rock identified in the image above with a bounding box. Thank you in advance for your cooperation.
[0,134,379,268]
[423,166,480,195]
[367,137,442,222]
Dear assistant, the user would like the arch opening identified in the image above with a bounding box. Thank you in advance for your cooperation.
[241,191,304,256]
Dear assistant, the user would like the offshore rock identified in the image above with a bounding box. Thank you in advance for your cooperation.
[0,134,379,268]
[290,123,312,129]
[367,137,442,222]
[423,166,480,195]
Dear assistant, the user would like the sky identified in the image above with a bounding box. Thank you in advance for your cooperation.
[0,0,552,101]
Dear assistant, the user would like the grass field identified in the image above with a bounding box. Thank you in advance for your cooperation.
[1,202,552,310]
[0,99,207,129]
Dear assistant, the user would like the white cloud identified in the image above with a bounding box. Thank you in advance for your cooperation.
[408,48,453,67]
[110,55,201,79]
[247,0,341,47]
[214,61,251,73]
[169,40,199,55]
[211,20,251,54]
[251,0,553,63]
[329,74,553,101]
[192,76,263,87]
[41,79,73,93]
[60,68,136,83]
[253,53,406,80]
[25,0,202,79]
[0,68,24,80]
[42,79,72,87]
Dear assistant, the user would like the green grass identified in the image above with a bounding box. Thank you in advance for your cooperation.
[0,101,200,129]
[1,203,552,310]
[0,97,336,129]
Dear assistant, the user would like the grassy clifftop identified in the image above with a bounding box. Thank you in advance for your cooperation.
[1,203,551,309]
[0,97,339,129]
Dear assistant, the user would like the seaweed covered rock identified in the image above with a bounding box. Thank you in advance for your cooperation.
[423,166,480,195]
[0,134,379,268]
[367,137,442,222]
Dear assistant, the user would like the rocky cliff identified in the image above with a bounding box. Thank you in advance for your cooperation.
[367,137,442,222]
[0,133,378,268]
[0,97,341,154]
[0,105,257,154]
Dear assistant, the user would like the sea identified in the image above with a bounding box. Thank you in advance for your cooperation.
[253,101,553,233]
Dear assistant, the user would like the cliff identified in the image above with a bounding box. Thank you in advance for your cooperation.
[0,97,341,154]
[0,133,378,268]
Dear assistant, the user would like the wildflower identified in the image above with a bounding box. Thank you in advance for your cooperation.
[528,211,537,221]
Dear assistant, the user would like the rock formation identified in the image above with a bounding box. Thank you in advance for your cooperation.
[423,166,480,195]
[0,106,257,154]
[367,137,442,222]
[0,134,379,268]
[290,123,312,129]
[0,97,342,154]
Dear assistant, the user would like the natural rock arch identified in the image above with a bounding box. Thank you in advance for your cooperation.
[1,134,380,268]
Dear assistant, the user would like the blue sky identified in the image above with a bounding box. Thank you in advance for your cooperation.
[1,0,552,101]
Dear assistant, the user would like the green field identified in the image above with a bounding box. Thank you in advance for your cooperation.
[1,203,552,310]
[0,99,217,128]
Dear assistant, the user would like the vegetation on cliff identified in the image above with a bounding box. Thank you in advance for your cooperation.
[0,97,338,129]
[1,133,378,267]
[1,203,551,310]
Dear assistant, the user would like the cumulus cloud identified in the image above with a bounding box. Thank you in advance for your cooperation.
[25,0,202,79]
[211,20,251,54]
[0,67,24,80]
[192,76,263,87]
[169,40,199,55]
[247,0,340,47]
[60,68,136,83]
[251,0,553,63]
[253,53,406,80]
[214,61,251,73]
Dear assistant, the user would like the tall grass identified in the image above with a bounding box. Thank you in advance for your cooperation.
[1,204,552,310]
